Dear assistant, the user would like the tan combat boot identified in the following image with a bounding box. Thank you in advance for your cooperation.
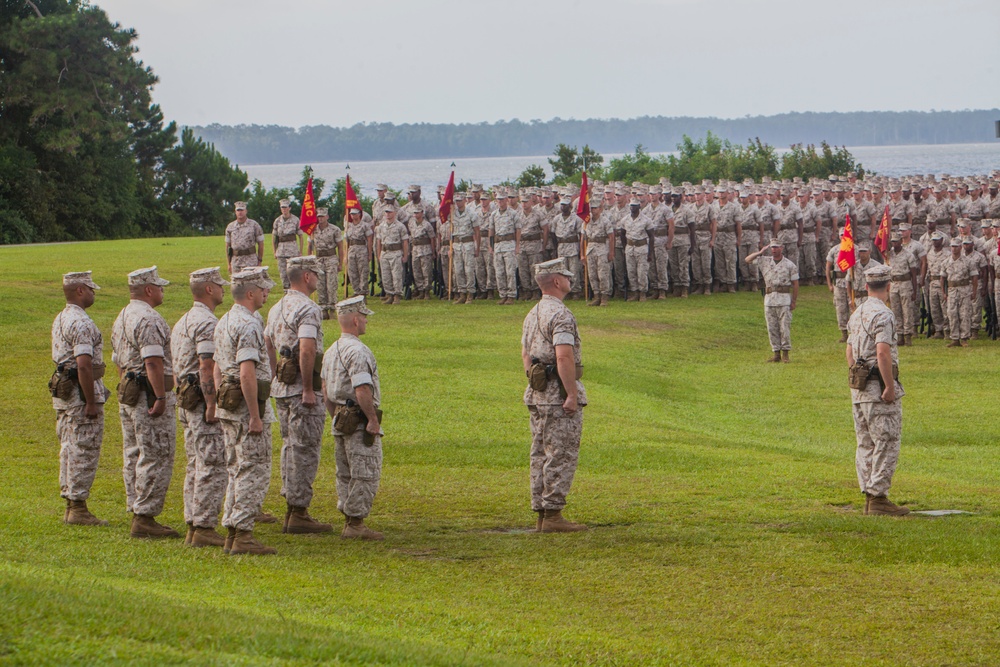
[781,350,790,363]
[960,338,969,347]
[727,284,736,293]
[599,295,609,306]
[229,529,277,555]
[342,516,384,541]
[392,294,401,304]
[380,294,391,304]
[487,289,495,300]
[587,295,601,306]
[766,351,781,363]
[223,527,236,554]
[65,500,108,526]
[867,496,910,516]
[638,291,647,302]
[904,334,912,346]
[130,514,180,539]
[535,510,544,532]
[184,522,194,545]
[897,334,905,346]
[539,509,587,533]
[946,339,960,348]
[453,294,465,304]
[285,506,334,534]
[255,511,278,524]
[626,291,637,302]
[838,330,849,343]
[680,287,689,298]
[190,526,226,548]
[466,292,476,304]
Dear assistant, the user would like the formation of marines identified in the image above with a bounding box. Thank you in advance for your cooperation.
[51,169,1000,543]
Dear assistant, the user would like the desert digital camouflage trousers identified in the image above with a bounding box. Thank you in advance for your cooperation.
[275,395,325,508]
[738,243,759,283]
[120,394,176,517]
[518,249,545,293]
[833,286,850,330]
[528,404,584,512]
[335,431,382,518]
[691,243,712,287]
[453,242,478,294]
[765,305,792,351]
[798,241,818,281]
[379,254,404,296]
[890,282,916,336]
[613,245,626,295]
[494,250,517,298]
[277,257,292,290]
[315,256,341,311]
[853,399,902,497]
[179,405,225,528]
[347,246,369,297]
[475,249,495,291]
[625,245,649,293]
[929,280,947,336]
[650,244,669,290]
[412,254,433,292]
[586,252,612,296]
[713,243,738,285]
[669,246,691,288]
[947,284,973,340]
[230,254,259,273]
[57,405,103,501]
[221,417,272,532]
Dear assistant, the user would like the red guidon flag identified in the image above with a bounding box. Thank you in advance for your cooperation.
[577,171,591,224]
[874,204,891,254]
[836,212,856,272]
[439,170,456,223]
[299,178,318,235]
[344,175,360,219]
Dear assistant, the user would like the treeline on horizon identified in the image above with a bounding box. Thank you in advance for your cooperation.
[193,110,1000,165]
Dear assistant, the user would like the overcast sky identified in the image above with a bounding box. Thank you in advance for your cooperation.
[94,0,999,129]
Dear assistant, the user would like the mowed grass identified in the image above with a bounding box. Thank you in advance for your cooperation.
[1,237,1000,666]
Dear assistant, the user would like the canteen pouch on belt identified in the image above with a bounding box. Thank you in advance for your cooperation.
[275,346,300,384]
[333,403,362,435]
[48,364,80,401]
[528,360,549,392]
[176,373,203,411]
[363,409,384,447]
[848,360,871,390]
[216,376,243,411]
[256,379,271,417]
[117,372,143,407]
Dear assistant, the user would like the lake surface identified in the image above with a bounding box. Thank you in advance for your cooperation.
[243,143,1000,198]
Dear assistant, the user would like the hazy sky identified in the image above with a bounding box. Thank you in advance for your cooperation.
[94,0,999,128]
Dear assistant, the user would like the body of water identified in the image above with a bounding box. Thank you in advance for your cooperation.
[242,143,1000,198]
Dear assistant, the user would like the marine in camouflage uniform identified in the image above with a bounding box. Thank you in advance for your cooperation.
[846,262,909,516]
[397,185,439,228]
[798,190,821,284]
[621,199,655,300]
[111,266,179,538]
[344,208,373,298]
[170,267,229,547]
[927,231,951,340]
[407,208,437,300]
[322,295,384,540]
[309,208,345,317]
[375,209,410,304]
[690,189,717,294]
[225,201,264,274]
[584,202,615,306]
[713,189,740,292]
[522,258,588,533]
[490,194,522,304]
[747,240,799,362]
[214,266,278,555]
[962,238,988,336]
[645,190,673,298]
[886,236,919,344]
[517,197,548,300]
[668,194,695,296]
[264,257,332,534]
[550,198,584,299]
[52,271,110,526]
[942,237,978,346]
[850,246,882,308]
[738,192,763,290]
[447,194,481,304]
[474,197,496,298]
[775,191,803,269]
[272,198,304,290]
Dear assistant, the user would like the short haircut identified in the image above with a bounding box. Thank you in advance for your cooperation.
[287,267,305,284]
[867,279,890,291]
[231,284,249,300]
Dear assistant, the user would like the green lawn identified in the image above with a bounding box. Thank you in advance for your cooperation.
[1,237,999,666]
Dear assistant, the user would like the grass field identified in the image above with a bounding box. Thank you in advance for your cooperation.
[2,236,1000,666]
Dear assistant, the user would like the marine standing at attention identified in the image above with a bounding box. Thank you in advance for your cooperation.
[51,271,110,526]
[225,201,264,275]
[846,263,909,516]
[522,258,588,533]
